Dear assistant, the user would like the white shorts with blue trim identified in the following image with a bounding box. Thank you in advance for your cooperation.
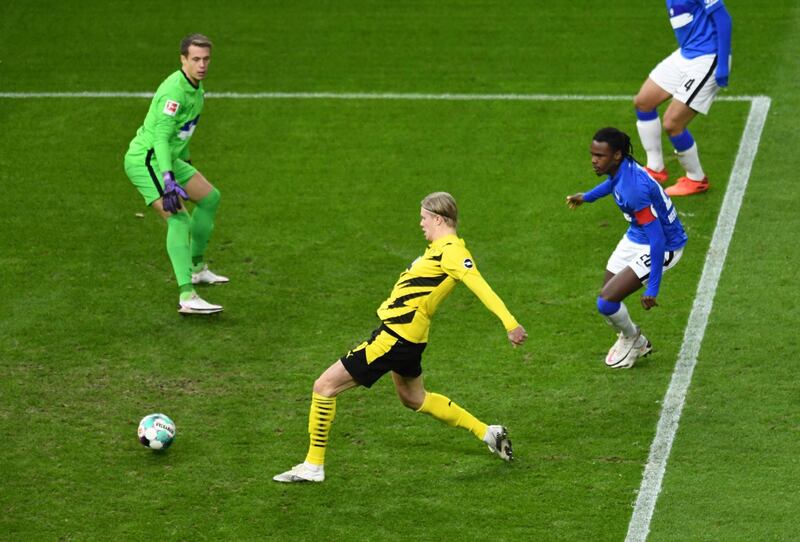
[606,235,684,283]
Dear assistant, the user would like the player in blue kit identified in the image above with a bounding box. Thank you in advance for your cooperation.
[634,0,732,196]
[567,128,688,368]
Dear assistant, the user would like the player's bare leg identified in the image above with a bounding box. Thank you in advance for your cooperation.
[634,78,672,182]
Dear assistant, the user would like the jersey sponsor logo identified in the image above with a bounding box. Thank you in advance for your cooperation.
[163,100,180,116]
[178,116,200,141]
[704,0,720,6]
[463,258,474,269]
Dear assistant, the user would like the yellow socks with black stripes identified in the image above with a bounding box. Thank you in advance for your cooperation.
[305,392,337,466]
[416,392,487,440]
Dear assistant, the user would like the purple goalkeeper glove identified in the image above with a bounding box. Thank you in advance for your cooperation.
[161,171,188,213]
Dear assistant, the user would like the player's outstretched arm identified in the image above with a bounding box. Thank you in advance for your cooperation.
[571,178,615,207]
[460,272,525,347]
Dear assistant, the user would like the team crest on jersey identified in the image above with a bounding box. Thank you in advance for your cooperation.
[163,100,180,116]
[463,258,474,269]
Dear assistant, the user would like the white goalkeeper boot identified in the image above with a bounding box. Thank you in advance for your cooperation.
[178,292,223,314]
[192,264,230,285]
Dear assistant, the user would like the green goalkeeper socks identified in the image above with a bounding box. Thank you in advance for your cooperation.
[179,285,194,300]
[190,188,221,267]
[166,212,193,291]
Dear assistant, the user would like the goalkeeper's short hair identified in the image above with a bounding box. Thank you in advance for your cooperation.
[181,34,213,56]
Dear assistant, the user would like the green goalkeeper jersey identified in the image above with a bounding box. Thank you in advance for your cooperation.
[127,70,204,174]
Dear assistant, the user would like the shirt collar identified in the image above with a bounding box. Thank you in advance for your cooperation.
[429,233,460,249]
[179,69,201,91]
[609,156,632,183]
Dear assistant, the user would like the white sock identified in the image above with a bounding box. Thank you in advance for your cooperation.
[603,302,638,337]
[636,118,665,172]
[675,142,706,181]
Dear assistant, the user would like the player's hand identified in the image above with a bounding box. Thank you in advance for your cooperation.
[641,295,658,310]
[162,171,188,214]
[508,325,528,347]
[566,193,585,209]
[715,74,729,88]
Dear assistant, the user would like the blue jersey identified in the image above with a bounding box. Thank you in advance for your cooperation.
[667,0,726,58]
[587,158,688,250]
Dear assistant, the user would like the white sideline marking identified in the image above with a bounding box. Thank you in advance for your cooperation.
[0,88,770,539]
[625,96,771,542]
[0,90,762,102]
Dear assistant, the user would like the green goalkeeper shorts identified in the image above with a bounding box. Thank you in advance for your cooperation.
[124,149,197,206]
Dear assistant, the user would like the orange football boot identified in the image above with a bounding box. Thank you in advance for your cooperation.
[665,176,710,196]
[644,166,669,184]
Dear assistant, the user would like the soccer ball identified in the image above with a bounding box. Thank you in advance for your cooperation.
[137,413,176,450]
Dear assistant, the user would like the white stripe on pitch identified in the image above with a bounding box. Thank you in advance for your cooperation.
[0,90,763,102]
[625,96,771,542]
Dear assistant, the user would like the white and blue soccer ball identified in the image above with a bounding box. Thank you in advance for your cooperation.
[137,413,176,450]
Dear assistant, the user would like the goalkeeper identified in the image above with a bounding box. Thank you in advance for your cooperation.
[123,33,227,314]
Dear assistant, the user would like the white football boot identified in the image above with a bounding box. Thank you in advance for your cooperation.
[177,292,223,314]
[273,462,325,483]
[191,264,230,285]
[605,328,651,369]
[484,425,514,461]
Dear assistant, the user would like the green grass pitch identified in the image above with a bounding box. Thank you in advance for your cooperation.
[1,2,799,541]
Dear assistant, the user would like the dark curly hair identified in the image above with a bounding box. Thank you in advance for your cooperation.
[593,127,635,161]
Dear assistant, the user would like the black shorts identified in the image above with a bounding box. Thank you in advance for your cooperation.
[340,324,427,388]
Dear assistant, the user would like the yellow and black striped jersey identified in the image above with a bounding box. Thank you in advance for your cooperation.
[377,234,519,343]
